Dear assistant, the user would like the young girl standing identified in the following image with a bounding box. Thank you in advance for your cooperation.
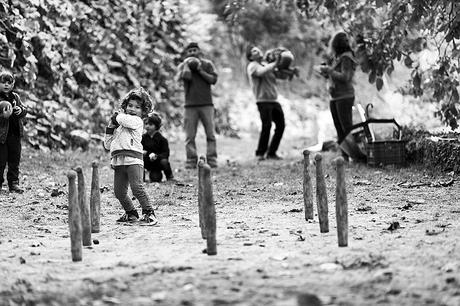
[104,87,158,225]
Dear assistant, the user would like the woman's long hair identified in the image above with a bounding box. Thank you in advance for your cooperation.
[330,32,354,57]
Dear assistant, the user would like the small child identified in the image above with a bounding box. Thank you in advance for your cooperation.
[104,87,158,225]
[0,71,27,193]
[142,113,176,183]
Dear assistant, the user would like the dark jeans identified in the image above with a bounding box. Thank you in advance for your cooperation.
[113,164,152,213]
[184,106,217,166]
[0,133,21,187]
[256,102,285,156]
[330,97,354,144]
[144,157,173,182]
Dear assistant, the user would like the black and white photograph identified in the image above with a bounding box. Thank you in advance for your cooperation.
[0,0,459,305]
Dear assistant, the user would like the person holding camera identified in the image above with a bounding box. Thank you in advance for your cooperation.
[177,42,218,169]
[246,45,285,161]
[318,32,357,161]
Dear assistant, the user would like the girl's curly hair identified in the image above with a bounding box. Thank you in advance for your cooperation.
[119,87,153,118]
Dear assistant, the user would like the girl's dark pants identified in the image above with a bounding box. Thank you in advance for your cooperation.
[0,133,21,188]
[144,158,173,182]
[256,102,285,157]
[113,164,152,213]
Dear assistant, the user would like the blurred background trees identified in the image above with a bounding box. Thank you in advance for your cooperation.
[225,0,460,130]
[0,0,458,150]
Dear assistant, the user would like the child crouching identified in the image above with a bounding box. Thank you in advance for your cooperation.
[104,87,158,225]
[142,113,176,183]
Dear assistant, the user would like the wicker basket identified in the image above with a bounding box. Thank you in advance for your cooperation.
[366,140,406,166]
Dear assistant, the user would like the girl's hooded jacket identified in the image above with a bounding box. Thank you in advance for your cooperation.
[104,113,144,161]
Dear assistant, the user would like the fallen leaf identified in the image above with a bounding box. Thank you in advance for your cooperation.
[270,255,288,261]
[387,222,400,231]
[407,198,425,204]
[425,228,445,236]
[354,180,371,186]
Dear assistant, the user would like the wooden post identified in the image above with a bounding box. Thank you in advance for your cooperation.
[302,150,314,220]
[334,157,348,247]
[67,171,82,262]
[197,156,207,239]
[90,161,101,233]
[76,167,91,246]
[297,293,322,306]
[202,163,217,255]
[314,153,329,233]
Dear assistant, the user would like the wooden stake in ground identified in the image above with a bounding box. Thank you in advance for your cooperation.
[67,170,82,262]
[202,163,217,255]
[76,167,91,246]
[197,156,207,239]
[90,161,101,233]
[334,156,348,247]
[302,150,314,220]
[314,153,329,233]
[297,292,322,306]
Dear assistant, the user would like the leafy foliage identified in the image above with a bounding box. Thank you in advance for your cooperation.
[0,0,186,150]
[225,0,460,130]
[403,126,460,173]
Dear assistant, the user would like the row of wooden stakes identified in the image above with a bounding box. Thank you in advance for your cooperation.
[63,152,346,262]
[66,162,101,262]
[303,150,348,247]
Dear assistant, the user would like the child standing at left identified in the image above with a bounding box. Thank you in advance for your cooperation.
[104,87,158,225]
[0,71,27,193]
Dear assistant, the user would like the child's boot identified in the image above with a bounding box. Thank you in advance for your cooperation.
[116,209,139,223]
[140,209,158,226]
[9,181,24,194]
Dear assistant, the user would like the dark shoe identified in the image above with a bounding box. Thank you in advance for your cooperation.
[116,210,139,223]
[139,210,158,226]
[149,173,162,183]
[9,184,24,194]
[185,163,196,169]
[256,155,265,161]
[266,154,283,160]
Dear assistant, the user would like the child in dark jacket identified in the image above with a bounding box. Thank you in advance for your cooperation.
[142,113,175,182]
[0,71,27,193]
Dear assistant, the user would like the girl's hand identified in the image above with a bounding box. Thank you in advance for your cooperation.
[13,106,21,115]
[109,112,119,127]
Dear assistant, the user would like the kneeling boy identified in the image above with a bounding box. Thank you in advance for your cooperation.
[142,113,175,182]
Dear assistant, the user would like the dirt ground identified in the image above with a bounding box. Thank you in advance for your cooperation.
[0,133,459,306]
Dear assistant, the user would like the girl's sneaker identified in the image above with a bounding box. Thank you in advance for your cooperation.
[139,210,158,226]
[116,210,139,223]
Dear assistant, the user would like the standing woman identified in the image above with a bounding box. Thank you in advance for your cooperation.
[319,32,357,160]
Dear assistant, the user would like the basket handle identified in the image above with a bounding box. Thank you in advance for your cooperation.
[348,118,402,140]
